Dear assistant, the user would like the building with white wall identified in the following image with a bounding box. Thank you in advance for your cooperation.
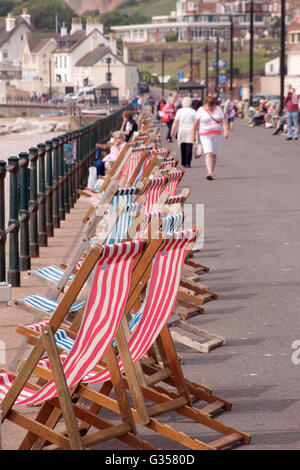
[0,10,34,65]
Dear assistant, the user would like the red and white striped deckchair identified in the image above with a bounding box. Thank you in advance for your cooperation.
[142,176,169,213]
[163,169,184,197]
[0,240,148,450]
[65,228,251,450]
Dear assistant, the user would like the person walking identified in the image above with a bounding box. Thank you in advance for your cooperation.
[224,94,235,131]
[170,96,196,168]
[284,86,300,140]
[163,96,177,142]
[192,94,228,180]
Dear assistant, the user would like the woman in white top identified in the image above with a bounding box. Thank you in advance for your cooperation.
[170,96,196,167]
[192,94,228,180]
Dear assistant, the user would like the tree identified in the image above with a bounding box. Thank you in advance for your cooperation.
[0,0,21,17]
[13,0,76,32]
[165,33,178,42]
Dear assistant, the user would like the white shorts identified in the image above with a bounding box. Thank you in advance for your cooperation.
[200,134,221,155]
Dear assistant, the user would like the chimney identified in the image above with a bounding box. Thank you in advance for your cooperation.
[86,16,103,36]
[5,13,16,32]
[21,7,31,25]
[61,22,68,37]
[109,33,117,55]
[71,17,83,35]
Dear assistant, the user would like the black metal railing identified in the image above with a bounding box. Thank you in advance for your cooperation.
[0,105,129,286]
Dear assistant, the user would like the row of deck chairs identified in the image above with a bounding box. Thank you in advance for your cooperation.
[0,115,251,450]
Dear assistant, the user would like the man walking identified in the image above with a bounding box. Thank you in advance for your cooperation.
[284,86,300,140]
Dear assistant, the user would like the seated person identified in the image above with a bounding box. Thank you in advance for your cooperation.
[93,131,126,178]
[251,100,267,126]
[120,111,138,141]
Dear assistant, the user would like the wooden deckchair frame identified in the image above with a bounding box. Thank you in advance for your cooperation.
[18,229,250,450]
[1,242,161,450]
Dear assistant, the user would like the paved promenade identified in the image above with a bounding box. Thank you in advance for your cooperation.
[1,118,300,450]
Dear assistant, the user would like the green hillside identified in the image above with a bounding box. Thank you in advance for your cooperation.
[116,0,177,19]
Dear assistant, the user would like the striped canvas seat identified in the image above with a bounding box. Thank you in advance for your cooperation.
[167,194,187,205]
[143,176,168,213]
[164,169,184,197]
[29,265,76,286]
[80,229,198,385]
[117,148,145,187]
[29,188,140,288]
[161,213,183,234]
[160,159,177,169]
[16,294,86,315]
[131,150,153,187]
[0,240,144,405]
[26,320,74,352]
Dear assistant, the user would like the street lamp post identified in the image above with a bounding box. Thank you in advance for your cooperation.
[161,49,165,99]
[215,33,219,97]
[230,15,234,95]
[106,56,112,84]
[249,0,254,107]
[280,0,286,113]
[205,36,209,97]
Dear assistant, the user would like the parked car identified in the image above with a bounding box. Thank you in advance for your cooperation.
[252,94,266,109]
[265,94,281,105]
[138,82,150,94]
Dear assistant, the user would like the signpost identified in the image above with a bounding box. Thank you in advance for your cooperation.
[177,70,185,81]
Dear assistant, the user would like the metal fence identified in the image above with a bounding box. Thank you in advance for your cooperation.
[0,105,129,287]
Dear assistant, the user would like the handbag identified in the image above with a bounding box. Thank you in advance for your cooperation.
[162,112,170,123]
[194,143,203,159]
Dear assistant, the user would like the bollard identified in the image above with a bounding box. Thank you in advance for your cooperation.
[0,161,7,282]
[28,147,39,258]
[7,157,20,287]
[45,140,54,237]
[18,152,31,271]
[37,143,47,247]
[52,137,60,229]
[58,135,65,221]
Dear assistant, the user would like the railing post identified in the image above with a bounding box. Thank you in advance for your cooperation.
[28,147,39,258]
[63,134,70,214]
[45,140,54,237]
[7,156,20,287]
[58,135,65,221]
[73,130,79,200]
[52,137,60,229]
[18,152,31,271]
[37,143,47,247]
[0,161,6,282]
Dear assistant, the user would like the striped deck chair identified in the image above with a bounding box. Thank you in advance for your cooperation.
[163,169,184,197]
[15,229,249,450]
[0,240,154,450]
[142,176,169,213]
[27,187,140,297]
[16,200,143,318]
[52,228,250,450]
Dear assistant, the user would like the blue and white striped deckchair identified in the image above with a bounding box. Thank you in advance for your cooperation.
[160,213,183,234]
[15,294,86,315]
[28,266,76,287]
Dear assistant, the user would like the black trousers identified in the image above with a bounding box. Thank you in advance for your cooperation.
[166,119,174,140]
[180,143,193,166]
